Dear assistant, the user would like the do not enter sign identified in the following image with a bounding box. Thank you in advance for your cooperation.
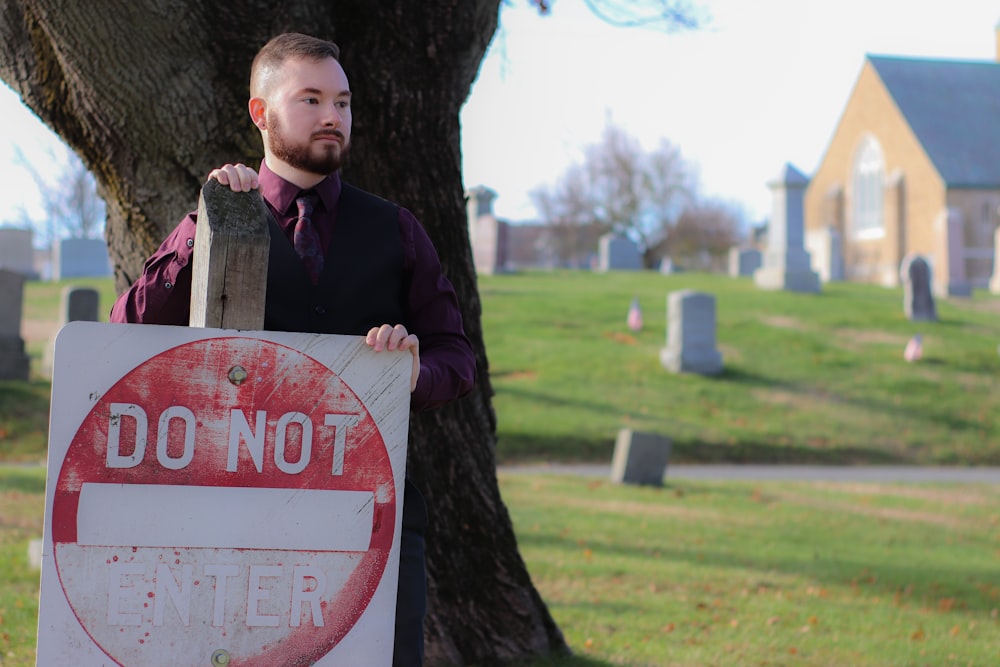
[37,323,411,666]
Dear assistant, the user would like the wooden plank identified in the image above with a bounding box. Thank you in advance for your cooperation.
[189,178,270,329]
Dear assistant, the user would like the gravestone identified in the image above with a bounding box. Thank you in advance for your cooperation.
[754,163,820,293]
[0,227,37,277]
[43,286,102,375]
[660,290,723,375]
[805,226,844,282]
[610,429,671,487]
[53,237,113,280]
[597,234,642,271]
[0,268,31,380]
[61,286,100,323]
[466,186,508,275]
[990,223,1000,294]
[901,254,937,322]
[940,208,972,297]
[728,247,762,277]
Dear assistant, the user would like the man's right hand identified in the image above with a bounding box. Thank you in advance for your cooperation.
[208,163,259,192]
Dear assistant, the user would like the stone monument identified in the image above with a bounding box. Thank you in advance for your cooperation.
[610,429,671,487]
[0,269,31,380]
[901,254,937,322]
[660,289,723,376]
[754,163,820,293]
[728,246,762,277]
[597,234,642,271]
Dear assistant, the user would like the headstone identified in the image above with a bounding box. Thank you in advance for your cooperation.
[940,208,972,297]
[727,247,762,277]
[0,227,37,277]
[610,429,671,486]
[989,223,1000,294]
[900,254,937,322]
[61,286,100,323]
[659,257,675,274]
[0,268,31,380]
[53,237,113,280]
[470,216,508,275]
[597,234,642,271]
[660,290,723,375]
[43,286,102,375]
[466,186,508,274]
[754,163,821,293]
[805,226,844,282]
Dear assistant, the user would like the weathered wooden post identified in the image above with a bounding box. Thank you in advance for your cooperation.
[189,178,271,329]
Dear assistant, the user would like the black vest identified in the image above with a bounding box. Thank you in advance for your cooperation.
[264,183,406,335]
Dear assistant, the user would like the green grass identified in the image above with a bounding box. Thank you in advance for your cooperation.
[9,272,1000,467]
[0,466,45,667]
[500,473,1000,667]
[5,270,1000,665]
[480,271,1000,466]
[2,467,998,666]
[1,277,116,462]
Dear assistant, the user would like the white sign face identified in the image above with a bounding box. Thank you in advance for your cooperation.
[37,322,411,666]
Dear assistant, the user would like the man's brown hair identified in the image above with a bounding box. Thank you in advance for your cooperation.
[250,32,341,96]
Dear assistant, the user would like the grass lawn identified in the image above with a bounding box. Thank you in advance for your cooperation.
[2,466,998,666]
[3,271,1000,665]
[480,271,1000,466]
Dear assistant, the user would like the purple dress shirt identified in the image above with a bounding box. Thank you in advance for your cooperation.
[111,163,475,411]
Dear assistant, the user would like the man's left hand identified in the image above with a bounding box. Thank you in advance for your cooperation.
[366,324,420,393]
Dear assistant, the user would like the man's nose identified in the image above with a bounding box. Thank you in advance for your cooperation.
[322,104,342,127]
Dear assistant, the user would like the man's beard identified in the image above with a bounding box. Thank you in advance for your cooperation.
[268,114,349,175]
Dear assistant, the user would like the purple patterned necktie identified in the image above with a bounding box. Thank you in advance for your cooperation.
[293,191,323,284]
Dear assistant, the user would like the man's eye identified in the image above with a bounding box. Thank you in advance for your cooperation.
[336,100,350,109]
[304,97,319,104]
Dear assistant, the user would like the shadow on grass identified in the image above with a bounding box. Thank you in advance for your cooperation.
[0,467,47,494]
[517,527,1000,616]
[718,365,991,441]
[504,654,613,667]
[494,386,623,418]
[496,432,909,466]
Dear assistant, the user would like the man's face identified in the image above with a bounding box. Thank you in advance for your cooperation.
[263,57,352,175]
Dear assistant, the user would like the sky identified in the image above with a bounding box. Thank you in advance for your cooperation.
[2,0,999,230]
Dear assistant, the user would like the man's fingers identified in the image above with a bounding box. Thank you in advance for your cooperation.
[207,164,259,192]
[364,326,420,392]
[365,324,409,352]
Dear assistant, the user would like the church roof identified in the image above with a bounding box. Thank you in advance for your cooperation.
[869,55,1000,187]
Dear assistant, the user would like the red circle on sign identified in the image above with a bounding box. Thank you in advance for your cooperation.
[51,337,396,665]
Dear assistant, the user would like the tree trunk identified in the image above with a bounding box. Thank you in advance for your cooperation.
[0,0,568,663]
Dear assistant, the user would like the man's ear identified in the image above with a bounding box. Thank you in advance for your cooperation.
[249,97,267,130]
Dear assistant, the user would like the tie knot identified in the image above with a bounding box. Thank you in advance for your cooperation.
[296,191,319,218]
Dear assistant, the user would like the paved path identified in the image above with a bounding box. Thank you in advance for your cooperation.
[500,463,1000,483]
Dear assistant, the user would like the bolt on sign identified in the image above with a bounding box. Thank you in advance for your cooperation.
[36,322,411,666]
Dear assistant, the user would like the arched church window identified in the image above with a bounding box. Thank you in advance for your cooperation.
[851,136,885,239]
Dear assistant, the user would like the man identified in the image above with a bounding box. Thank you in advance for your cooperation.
[111,32,476,666]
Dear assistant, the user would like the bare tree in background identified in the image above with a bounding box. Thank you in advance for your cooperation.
[654,198,744,271]
[531,123,695,267]
[15,143,106,247]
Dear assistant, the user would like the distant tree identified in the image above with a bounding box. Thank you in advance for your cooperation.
[15,143,106,247]
[530,123,695,267]
[654,198,743,271]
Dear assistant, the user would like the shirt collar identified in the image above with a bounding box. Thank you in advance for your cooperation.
[258,161,342,216]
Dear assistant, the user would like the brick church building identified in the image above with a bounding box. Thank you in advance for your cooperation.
[805,24,1000,295]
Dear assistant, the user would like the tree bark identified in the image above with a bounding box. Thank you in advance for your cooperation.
[0,1,568,663]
